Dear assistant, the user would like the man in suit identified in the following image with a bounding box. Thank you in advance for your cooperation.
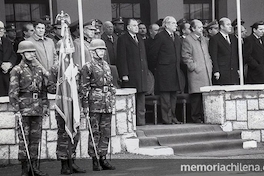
[209,17,239,85]
[243,21,264,84]
[101,21,118,65]
[149,16,184,124]
[145,23,159,75]
[116,19,148,126]
[0,21,17,96]
[182,19,212,123]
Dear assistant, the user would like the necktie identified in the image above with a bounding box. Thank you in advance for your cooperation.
[133,35,138,44]
[259,38,263,45]
[225,35,231,44]
[108,36,113,43]
[170,33,175,41]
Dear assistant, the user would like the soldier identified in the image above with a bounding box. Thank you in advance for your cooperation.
[112,17,125,37]
[9,41,49,176]
[80,39,116,171]
[47,62,86,175]
[72,20,96,68]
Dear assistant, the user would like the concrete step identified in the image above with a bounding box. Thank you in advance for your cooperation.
[137,124,222,136]
[138,130,241,147]
[169,139,246,154]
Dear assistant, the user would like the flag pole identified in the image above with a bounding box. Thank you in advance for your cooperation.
[49,0,54,24]
[236,0,244,85]
[78,0,85,66]
[212,0,215,21]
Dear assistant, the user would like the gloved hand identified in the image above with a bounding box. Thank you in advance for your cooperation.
[83,107,89,116]
[43,105,50,116]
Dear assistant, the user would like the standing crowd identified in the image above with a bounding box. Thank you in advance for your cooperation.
[1,13,264,175]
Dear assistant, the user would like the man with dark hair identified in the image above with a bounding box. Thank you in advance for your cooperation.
[117,19,148,126]
[138,23,149,40]
[0,21,17,96]
[26,19,58,75]
[149,16,184,124]
[22,23,35,40]
[178,21,191,42]
[243,21,264,83]
[209,17,239,85]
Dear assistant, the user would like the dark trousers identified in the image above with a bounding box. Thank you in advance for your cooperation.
[88,112,111,157]
[136,92,146,126]
[56,115,80,160]
[160,91,178,124]
[190,93,204,123]
[17,116,42,161]
[0,71,10,96]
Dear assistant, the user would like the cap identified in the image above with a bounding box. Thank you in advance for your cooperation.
[6,23,16,31]
[41,15,51,24]
[69,20,79,32]
[95,19,103,27]
[177,18,188,26]
[232,19,245,27]
[112,17,124,24]
[83,20,97,30]
[205,20,219,29]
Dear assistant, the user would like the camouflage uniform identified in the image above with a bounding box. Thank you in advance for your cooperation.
[9,59,48,161]
[47,65,80,160]
[80,57,116,157]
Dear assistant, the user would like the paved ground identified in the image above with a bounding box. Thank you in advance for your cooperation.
[1,153,264,176]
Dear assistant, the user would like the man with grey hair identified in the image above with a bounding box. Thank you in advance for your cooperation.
[149,16,184,124]
[209,17,239,85]
[101,21,118,65]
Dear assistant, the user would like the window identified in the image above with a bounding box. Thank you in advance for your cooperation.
[5,0,49,30]
[112,3,141,21]
[184,0,212,22]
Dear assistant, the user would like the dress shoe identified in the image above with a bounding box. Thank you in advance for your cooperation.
[172,118,183,124]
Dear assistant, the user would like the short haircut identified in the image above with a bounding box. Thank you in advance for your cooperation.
[22,23,33,33]
[251,21,264,33]
[162,16,175,28]
[33,19,46,27]
[127,19,137,26]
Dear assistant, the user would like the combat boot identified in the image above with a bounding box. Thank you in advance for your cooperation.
[71,159,86,173]
[21,160,28,176]
[60,160,71,175]
[99,156,116,170]
[92,157,102,171]
[29,159,49,176]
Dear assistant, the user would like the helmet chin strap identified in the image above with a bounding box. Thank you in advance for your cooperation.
[95,49,103,59]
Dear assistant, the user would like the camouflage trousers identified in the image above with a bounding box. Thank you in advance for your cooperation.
[17,116,42,161]
[88,112,112,157]
[56,115,80,160]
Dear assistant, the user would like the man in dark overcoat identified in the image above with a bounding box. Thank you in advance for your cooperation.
[0,21,17,96]
[116,19,148,126]
[149,16,184,124]
[209,17,239,85]
[243,21,264,84]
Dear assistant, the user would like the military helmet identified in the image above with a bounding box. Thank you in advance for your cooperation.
[89,39,106,50]
[17,41,36,53]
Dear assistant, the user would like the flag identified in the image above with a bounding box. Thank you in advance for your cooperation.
[54,13,80,144]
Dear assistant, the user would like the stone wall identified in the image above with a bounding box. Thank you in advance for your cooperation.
[201,85,264,142]
[0,88,137,165]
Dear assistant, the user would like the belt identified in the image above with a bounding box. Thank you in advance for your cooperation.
[19,92,40,100]
[91,86,109,93]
